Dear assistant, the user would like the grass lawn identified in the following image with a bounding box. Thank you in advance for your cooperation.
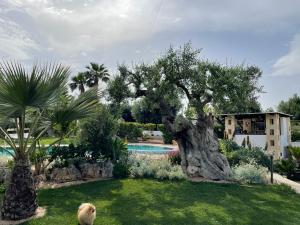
[38,137,72,145]
[0,137,72,147]
[13,179,300,225]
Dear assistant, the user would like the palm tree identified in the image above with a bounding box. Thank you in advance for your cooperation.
[69,72,87,94]
[0,62,98,220]
[85,62,109,89]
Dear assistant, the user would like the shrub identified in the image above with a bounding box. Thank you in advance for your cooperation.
[158,125,173,144]
[274,158,296,177]
[112,138,130,178]
[227,147,271,169]
[288,146,300,161]
[214,122,224,139]
[232,162,268,184]
[80,106,118,159]
[291,131,300,142]
[112,138,128,162]
[117,122,143,141]
[113,162,130,178]
[168,150,181,165]
[219,139,240,154]
[129,155,186,181]
[220,140,270,169]
[0,183,5,193]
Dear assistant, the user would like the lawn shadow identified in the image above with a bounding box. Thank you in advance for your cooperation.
[18,178,300,225]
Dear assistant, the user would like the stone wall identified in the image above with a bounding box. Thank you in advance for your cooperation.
[48,161,113,183]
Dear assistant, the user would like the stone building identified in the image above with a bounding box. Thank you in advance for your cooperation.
[220,112,291,159]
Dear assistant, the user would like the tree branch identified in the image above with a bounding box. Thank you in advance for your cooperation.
[175,81,191,100]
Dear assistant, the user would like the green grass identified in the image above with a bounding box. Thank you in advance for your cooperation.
[0,137,72,147]
[14,179,300,225]
[38,137,72,145]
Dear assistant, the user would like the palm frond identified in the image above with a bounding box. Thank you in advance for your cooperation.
[0,62,70,117]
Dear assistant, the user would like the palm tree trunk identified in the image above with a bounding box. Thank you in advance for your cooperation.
[1,154,37,220]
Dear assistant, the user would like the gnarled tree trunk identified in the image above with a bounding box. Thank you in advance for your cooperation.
[1,155,37,220]
[170,114,231,180]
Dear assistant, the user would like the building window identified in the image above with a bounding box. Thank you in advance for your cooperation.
[228,119,231,125]
[270,119,274,125]
[228,129,232,135]
[270,140,275,146]
[270,129,274,135]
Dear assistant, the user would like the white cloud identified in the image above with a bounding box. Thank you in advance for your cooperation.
[272,33,300,76]
[0,17,39,60]
[2,0,300,63]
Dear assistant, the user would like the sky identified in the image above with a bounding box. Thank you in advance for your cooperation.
[0,0,300,110]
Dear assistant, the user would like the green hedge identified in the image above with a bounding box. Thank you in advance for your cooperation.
[158,124,173,144]
[117,122,143,141]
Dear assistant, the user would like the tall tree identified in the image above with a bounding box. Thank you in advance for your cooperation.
[278,94,300,120]
[85,62,109,89]
[107,43,263,180]
[69,72,87,94]
[0,62,98,220]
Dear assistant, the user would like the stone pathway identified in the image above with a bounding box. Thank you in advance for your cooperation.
[272,173,300,194]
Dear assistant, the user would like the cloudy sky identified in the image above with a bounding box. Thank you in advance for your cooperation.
[1,0,300,109]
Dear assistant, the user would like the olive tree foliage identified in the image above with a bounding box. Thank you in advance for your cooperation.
[107,43,263,180]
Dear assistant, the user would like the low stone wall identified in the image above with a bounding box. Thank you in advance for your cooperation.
[47,161,113,183]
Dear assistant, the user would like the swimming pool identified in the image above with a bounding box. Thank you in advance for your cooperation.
[0,144,174,157]
[0,147,14,157]
[127,144,173,154]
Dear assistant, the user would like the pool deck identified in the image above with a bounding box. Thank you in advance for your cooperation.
[128,142,178,151]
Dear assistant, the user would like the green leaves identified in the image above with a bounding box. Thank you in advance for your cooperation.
[0,62,69,117]
[48,88,98,136]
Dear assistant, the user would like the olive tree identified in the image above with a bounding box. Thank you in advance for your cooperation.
[107,43,263,180]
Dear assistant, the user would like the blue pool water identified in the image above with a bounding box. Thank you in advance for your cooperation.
[127,144,173,154]
[0,147,14,157]
[0,144,174,157]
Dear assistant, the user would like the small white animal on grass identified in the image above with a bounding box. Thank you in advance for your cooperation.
[77,203,96,225]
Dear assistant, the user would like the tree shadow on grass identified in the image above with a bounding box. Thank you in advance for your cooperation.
[20,179,300,225]
[105,179,300,225]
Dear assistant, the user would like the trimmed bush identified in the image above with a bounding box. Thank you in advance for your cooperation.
[158,124,173,144]
[117,122,143,141]
[232,161,268,184]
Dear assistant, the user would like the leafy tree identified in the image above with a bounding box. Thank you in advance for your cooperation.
[0,62,98,220]
[278,94,300,120]
[107,43,263,180]
[80,105,118,160]
[69,72,87,94]
[85,62,109,89]
[265,107,274,112]
[121,104,135,122]
[132,98,163,124]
